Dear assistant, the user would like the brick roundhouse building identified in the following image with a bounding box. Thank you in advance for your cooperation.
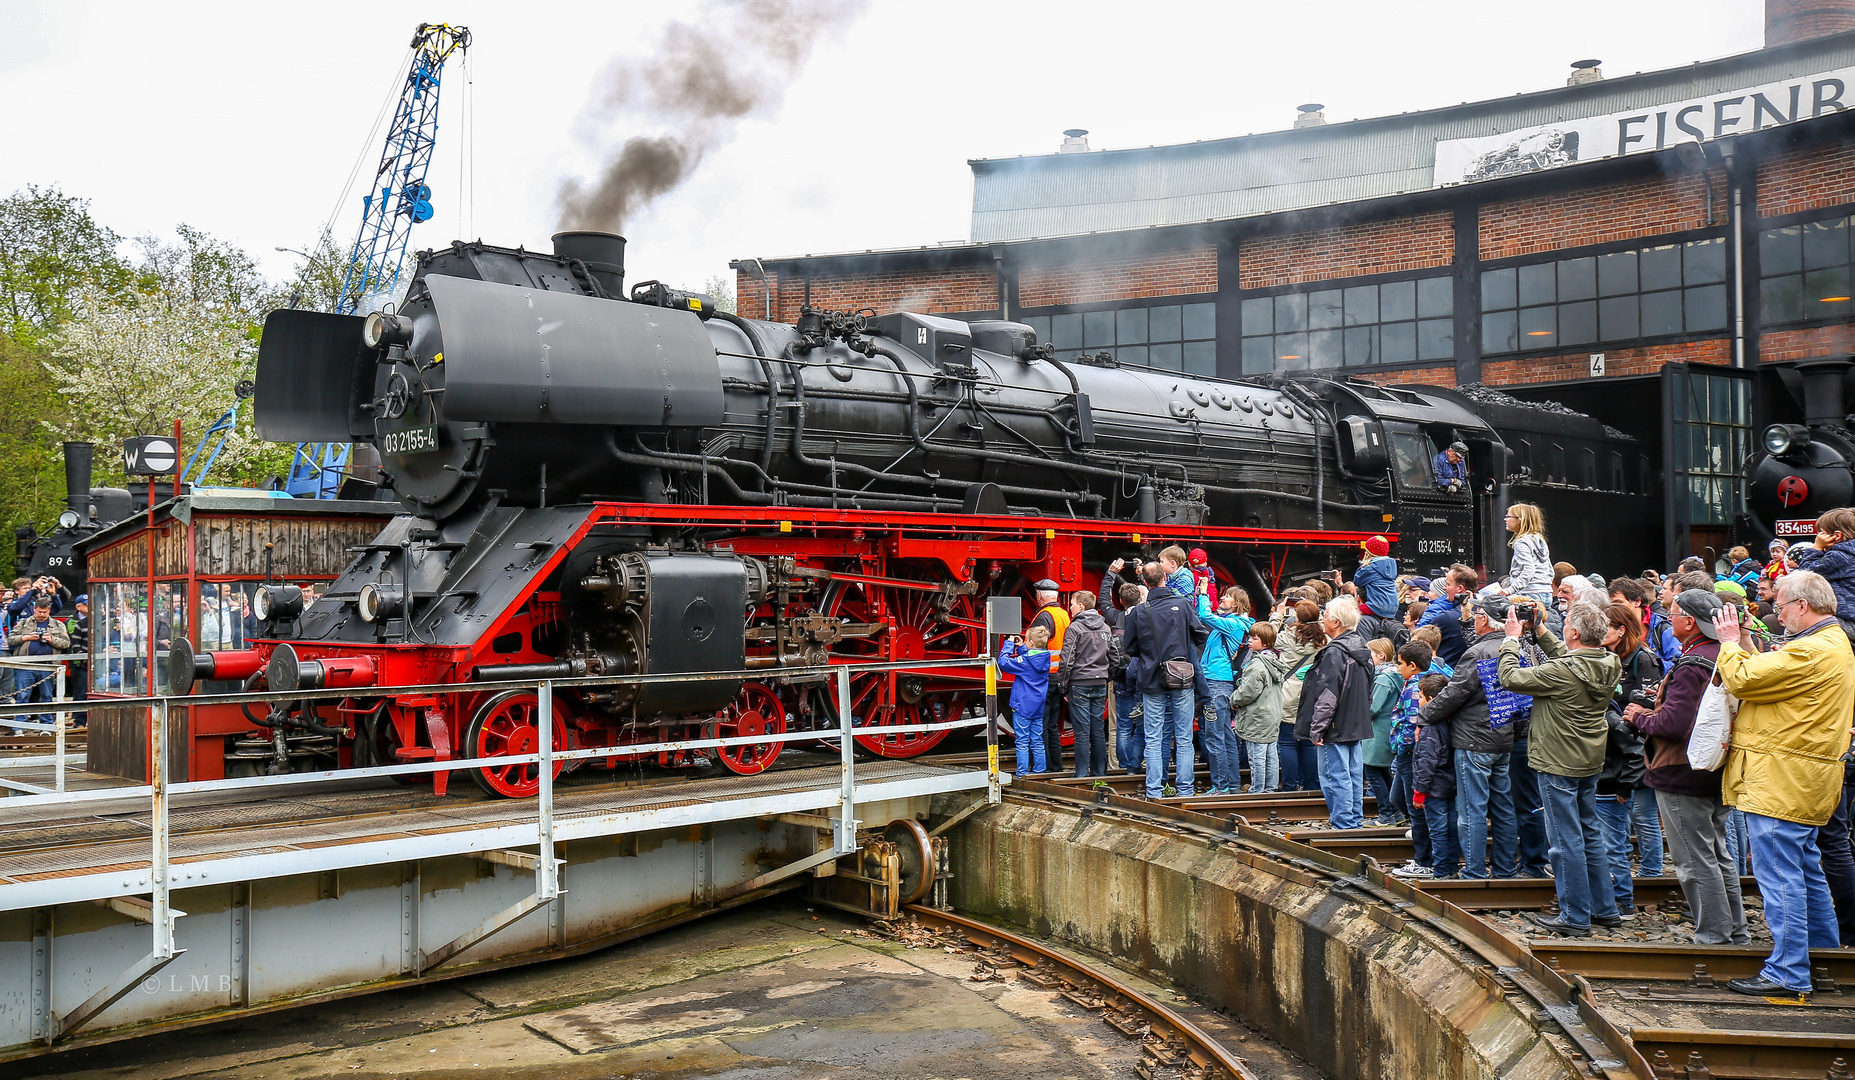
[734,1,1855,564]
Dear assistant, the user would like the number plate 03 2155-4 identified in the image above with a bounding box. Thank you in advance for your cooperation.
[383,425,439,456]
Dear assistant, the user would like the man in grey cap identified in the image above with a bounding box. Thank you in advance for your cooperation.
[1623,589,1748,945]
[1027,579,1069,772]
[1433,441,1469,492]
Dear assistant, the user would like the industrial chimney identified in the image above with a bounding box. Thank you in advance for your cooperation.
[1293,104,1327,129]
[1567,59,1604,86]
[1767,0,1855,46]
[1058,129,1092,153]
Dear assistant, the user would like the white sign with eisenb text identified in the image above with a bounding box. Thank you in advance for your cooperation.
[1434,66,1855,187]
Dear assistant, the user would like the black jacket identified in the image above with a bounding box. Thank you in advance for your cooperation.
[1412,717,1456,797]
[1598,713,1647,795]
[1432,601,1469,666]
[1097,571,1126,632]
[1122,586,1208,696]
[1295,628,1375,744]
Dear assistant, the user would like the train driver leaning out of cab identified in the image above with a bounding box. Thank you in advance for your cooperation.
[1433,441,1469,492]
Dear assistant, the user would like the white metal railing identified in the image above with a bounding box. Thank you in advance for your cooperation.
[0,656,1005,1016]
[0,656,74,794]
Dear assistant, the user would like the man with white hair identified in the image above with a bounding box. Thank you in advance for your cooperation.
[1295,596,1376,829]
[1712,570,1855,999]
[1497,601,1623,937]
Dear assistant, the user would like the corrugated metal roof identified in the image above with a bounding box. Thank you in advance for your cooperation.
[970,32,1855,244]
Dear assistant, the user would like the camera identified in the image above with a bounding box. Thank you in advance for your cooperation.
[1627,690,1657,711]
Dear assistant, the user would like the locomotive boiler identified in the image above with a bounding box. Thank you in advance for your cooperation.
[175,230,1516,795]
[1746,356,1855,543]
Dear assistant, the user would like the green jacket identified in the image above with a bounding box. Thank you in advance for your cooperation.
[1229,650,1288,744]
[1498,625,1621,778]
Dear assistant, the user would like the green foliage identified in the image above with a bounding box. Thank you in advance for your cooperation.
[0,335,71,579]
[0,186,140,346]
[277,227,348,314]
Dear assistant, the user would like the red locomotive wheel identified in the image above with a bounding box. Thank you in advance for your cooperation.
[821,576,982,757]
[706,682,786,776]
[464,690,570,798]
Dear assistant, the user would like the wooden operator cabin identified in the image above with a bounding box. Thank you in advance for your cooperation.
[77,493,397,783]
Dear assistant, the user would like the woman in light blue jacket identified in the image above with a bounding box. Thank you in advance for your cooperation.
[1196,584,1256,795]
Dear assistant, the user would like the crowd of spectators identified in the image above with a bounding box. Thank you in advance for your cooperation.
[2,576,86,730]
[995,503,1855,1002]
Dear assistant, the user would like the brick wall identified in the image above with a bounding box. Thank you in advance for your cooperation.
[1757,141,1855,218]
[1238,214,1453,290]
[1354,365,1457,388]
[1017,247,1217,307]
[1479,174,1712,261]
[1761,323,1855,362]
[1766,0,1855,46]
[734,265,997,324]
[1479,339,1730,385]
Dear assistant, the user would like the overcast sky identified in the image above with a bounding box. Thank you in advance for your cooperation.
[1,0,1766,298]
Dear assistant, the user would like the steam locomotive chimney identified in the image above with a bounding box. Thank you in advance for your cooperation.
[62,442,93,521]
[552,231,627,298]
[1795,356,1855,426]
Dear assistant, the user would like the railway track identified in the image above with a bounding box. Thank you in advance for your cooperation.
[995,776,1855,1080]
[898,905,1260,1080]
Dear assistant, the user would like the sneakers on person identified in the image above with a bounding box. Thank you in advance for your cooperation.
[1527,914,1592,937]
[1162,784,1178,797]
[1390,861,1433,879]
[1403,829,1414,839]
[1726,976,1808,1001]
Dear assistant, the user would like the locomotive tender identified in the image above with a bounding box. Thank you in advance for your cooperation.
[172,230,1618,794]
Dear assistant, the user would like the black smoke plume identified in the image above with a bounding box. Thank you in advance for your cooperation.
[557,0,867,233]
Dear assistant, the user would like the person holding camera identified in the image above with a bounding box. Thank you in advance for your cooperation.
[1123,562,1207,799]
[1709,571,1855,998]
[1497,602,1623,937]
[1622,588,1748,946]
[1417,594,1532,880]
[7,596,69,730]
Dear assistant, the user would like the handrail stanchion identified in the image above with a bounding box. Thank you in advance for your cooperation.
[985,660,1000,805]
[835,667,857,854]
[151,697,174,958]
[536,679,558,901]
[54,664,67,794]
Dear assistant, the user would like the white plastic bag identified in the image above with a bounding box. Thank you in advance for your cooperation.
[1686,672,1738,772]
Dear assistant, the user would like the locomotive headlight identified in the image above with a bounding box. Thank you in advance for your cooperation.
[356,582,405,623]
[1763,424,1811,456]
[56,510,80,530]
[361,311,413,350]
[254,584,303,622]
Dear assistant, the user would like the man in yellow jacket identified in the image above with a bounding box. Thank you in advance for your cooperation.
[1714,569,1855,1000]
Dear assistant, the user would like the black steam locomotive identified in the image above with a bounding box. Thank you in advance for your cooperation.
[1746,356,1855,545]
[171,230,1648,790]
[13,442,139,594]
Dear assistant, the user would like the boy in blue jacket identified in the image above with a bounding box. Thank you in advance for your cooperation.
[997,624,1054,774]
[1353,535,1399,620]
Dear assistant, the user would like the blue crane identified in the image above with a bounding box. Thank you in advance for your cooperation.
[287,22,471,499]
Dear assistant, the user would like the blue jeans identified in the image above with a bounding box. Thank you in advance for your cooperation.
[1725,807,1751,875]
[1510,739,1550,876]
[1747,812,1842,993]
[1593,793,1638,911]
[12,667,54,728]
[1423,792,1460,875]
[1142,688,1195,798]
[1068,684,1108,778]
[1244,739,1279,791]
[1365,764,1394,821]
[1631,787,1665,876]
[1114,682,1143,773]
[1539,772,1618,928]
[1278,723,1319,790]
[1204,679,1238,791]
[1319,740,1366,829]
[1392,750,1429,864]
[1454,749,1519,879]
[1012,701,1046,775]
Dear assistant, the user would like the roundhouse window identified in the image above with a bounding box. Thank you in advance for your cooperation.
[1481,236,1728,356]
[1760,212,1855,325]
[1240,272,1454,374]
[1023,300,1215,375]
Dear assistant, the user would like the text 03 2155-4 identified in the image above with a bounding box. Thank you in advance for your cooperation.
[383,425,439,456]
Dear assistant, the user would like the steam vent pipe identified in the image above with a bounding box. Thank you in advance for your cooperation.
[551,231,627,297]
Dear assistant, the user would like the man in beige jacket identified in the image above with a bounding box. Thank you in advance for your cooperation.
[1714,570,1855,999]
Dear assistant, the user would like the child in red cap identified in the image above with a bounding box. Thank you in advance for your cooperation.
[1355,535,1397,618]
[1188,547,1217,600]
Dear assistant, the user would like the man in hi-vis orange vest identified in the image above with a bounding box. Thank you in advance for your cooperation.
[1028,579,1069,772]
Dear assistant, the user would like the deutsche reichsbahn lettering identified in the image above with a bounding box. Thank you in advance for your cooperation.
[383,426,439,456]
